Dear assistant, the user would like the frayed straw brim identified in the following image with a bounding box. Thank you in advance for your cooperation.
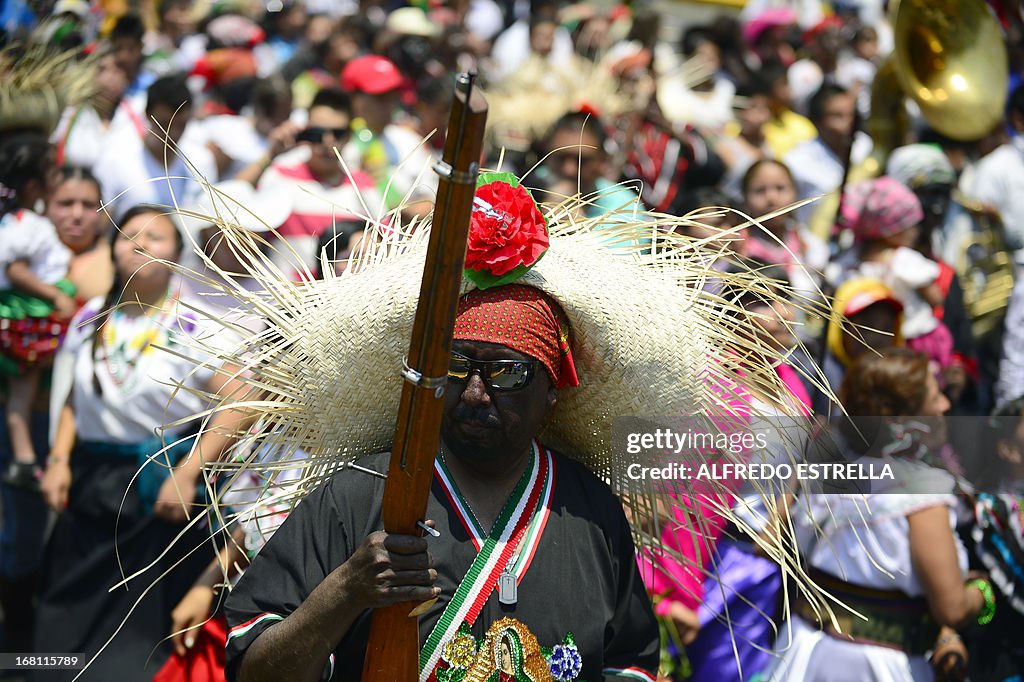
[0,46,94,135]
[171,204,813,487]
[150,175,847,652]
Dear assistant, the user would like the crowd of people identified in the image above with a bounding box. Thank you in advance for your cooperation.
[1,0,1024,680]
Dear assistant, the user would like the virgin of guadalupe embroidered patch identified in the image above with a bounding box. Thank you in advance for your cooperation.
[431,617,583,682]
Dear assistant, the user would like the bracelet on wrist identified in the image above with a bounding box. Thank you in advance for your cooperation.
[968,578,996,625]
[47,454,69,466]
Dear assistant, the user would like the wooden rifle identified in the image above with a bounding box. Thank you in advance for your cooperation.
[360,73,488,681]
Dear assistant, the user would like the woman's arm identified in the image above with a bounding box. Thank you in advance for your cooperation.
[917,282,945,308]
[170,525,251,655]
[7,260,77,319]
[155,365,262,523]
[41,400,77,512]
[908,504,985,628]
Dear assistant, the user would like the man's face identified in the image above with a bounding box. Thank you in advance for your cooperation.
[914,184,952,230]
[96,54,129,103]
[843,303,899,361]
[740,94,772,136]
[812,27,841,66]
[545,128,606,194]
[278,4,308,39]
[530,21,556,57]
[304,105,351,179]
[328,31,361,64]
[145,102,192,155]
[817,92,856,151]
[442,340,556,464]
[112,36,143,78]
[162,5,194,42]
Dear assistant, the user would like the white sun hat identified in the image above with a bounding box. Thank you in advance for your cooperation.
[176,179,292,237]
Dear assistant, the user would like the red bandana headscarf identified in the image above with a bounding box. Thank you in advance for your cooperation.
[453,285,579,389]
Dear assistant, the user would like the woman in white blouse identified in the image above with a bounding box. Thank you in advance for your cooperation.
[36,206,232,680]
[768,348,992,682]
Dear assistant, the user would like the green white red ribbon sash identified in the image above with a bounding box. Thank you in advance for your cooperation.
[420,441,554,681]
[226,612,284,643]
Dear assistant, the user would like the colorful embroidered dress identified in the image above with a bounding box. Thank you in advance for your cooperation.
[34,294,224,681]
[0,209,74,376]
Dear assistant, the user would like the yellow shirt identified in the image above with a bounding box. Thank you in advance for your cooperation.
[763,110,818,159]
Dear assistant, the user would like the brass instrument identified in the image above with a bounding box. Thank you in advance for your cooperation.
[880,0,1015,343]
[951,193,1017,340]
[868,0,1009,167]
[809,0,1009,237]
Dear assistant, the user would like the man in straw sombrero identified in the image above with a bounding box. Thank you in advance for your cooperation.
[224,282,662,682]
[168,171,813,681]
[218,173,664,682]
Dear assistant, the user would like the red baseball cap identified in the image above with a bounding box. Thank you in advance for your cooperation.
[340,56,404,95]
[802,16,843,44]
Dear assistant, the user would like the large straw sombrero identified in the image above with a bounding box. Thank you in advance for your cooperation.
[169,191,798,476]
[0,46,94,136]
[160,174,837,626]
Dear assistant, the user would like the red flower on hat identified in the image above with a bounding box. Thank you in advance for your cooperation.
[465,176,548,284]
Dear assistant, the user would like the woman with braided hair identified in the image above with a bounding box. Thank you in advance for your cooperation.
[35,206,237,679]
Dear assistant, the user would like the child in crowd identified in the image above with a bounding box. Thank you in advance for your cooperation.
[681,266,811,682]
[0,134,75,490]
[316,218,368,278]
[814,277,904,417]
[741,158,828,301]
[717,80,772,200]
[674,187,748,293]
[832,176,954,371]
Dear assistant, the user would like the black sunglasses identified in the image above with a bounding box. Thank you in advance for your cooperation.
[448,351,540,391]
[297,126,350,144]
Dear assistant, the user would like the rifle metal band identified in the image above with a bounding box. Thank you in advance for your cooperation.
[401,358,447,398]
[433,160,479,185]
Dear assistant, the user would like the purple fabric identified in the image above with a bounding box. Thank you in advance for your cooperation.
[906,320,954,369]
[686,539,782,682]
[742,8,798,45]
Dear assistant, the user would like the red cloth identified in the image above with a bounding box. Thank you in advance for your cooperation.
[191,48,258,91]
[152,617,227,682]
[453,285,578,389]
[802,15,844,44]
[933,259,955,321]
[932,260,979,379]
[0,315,69,373]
